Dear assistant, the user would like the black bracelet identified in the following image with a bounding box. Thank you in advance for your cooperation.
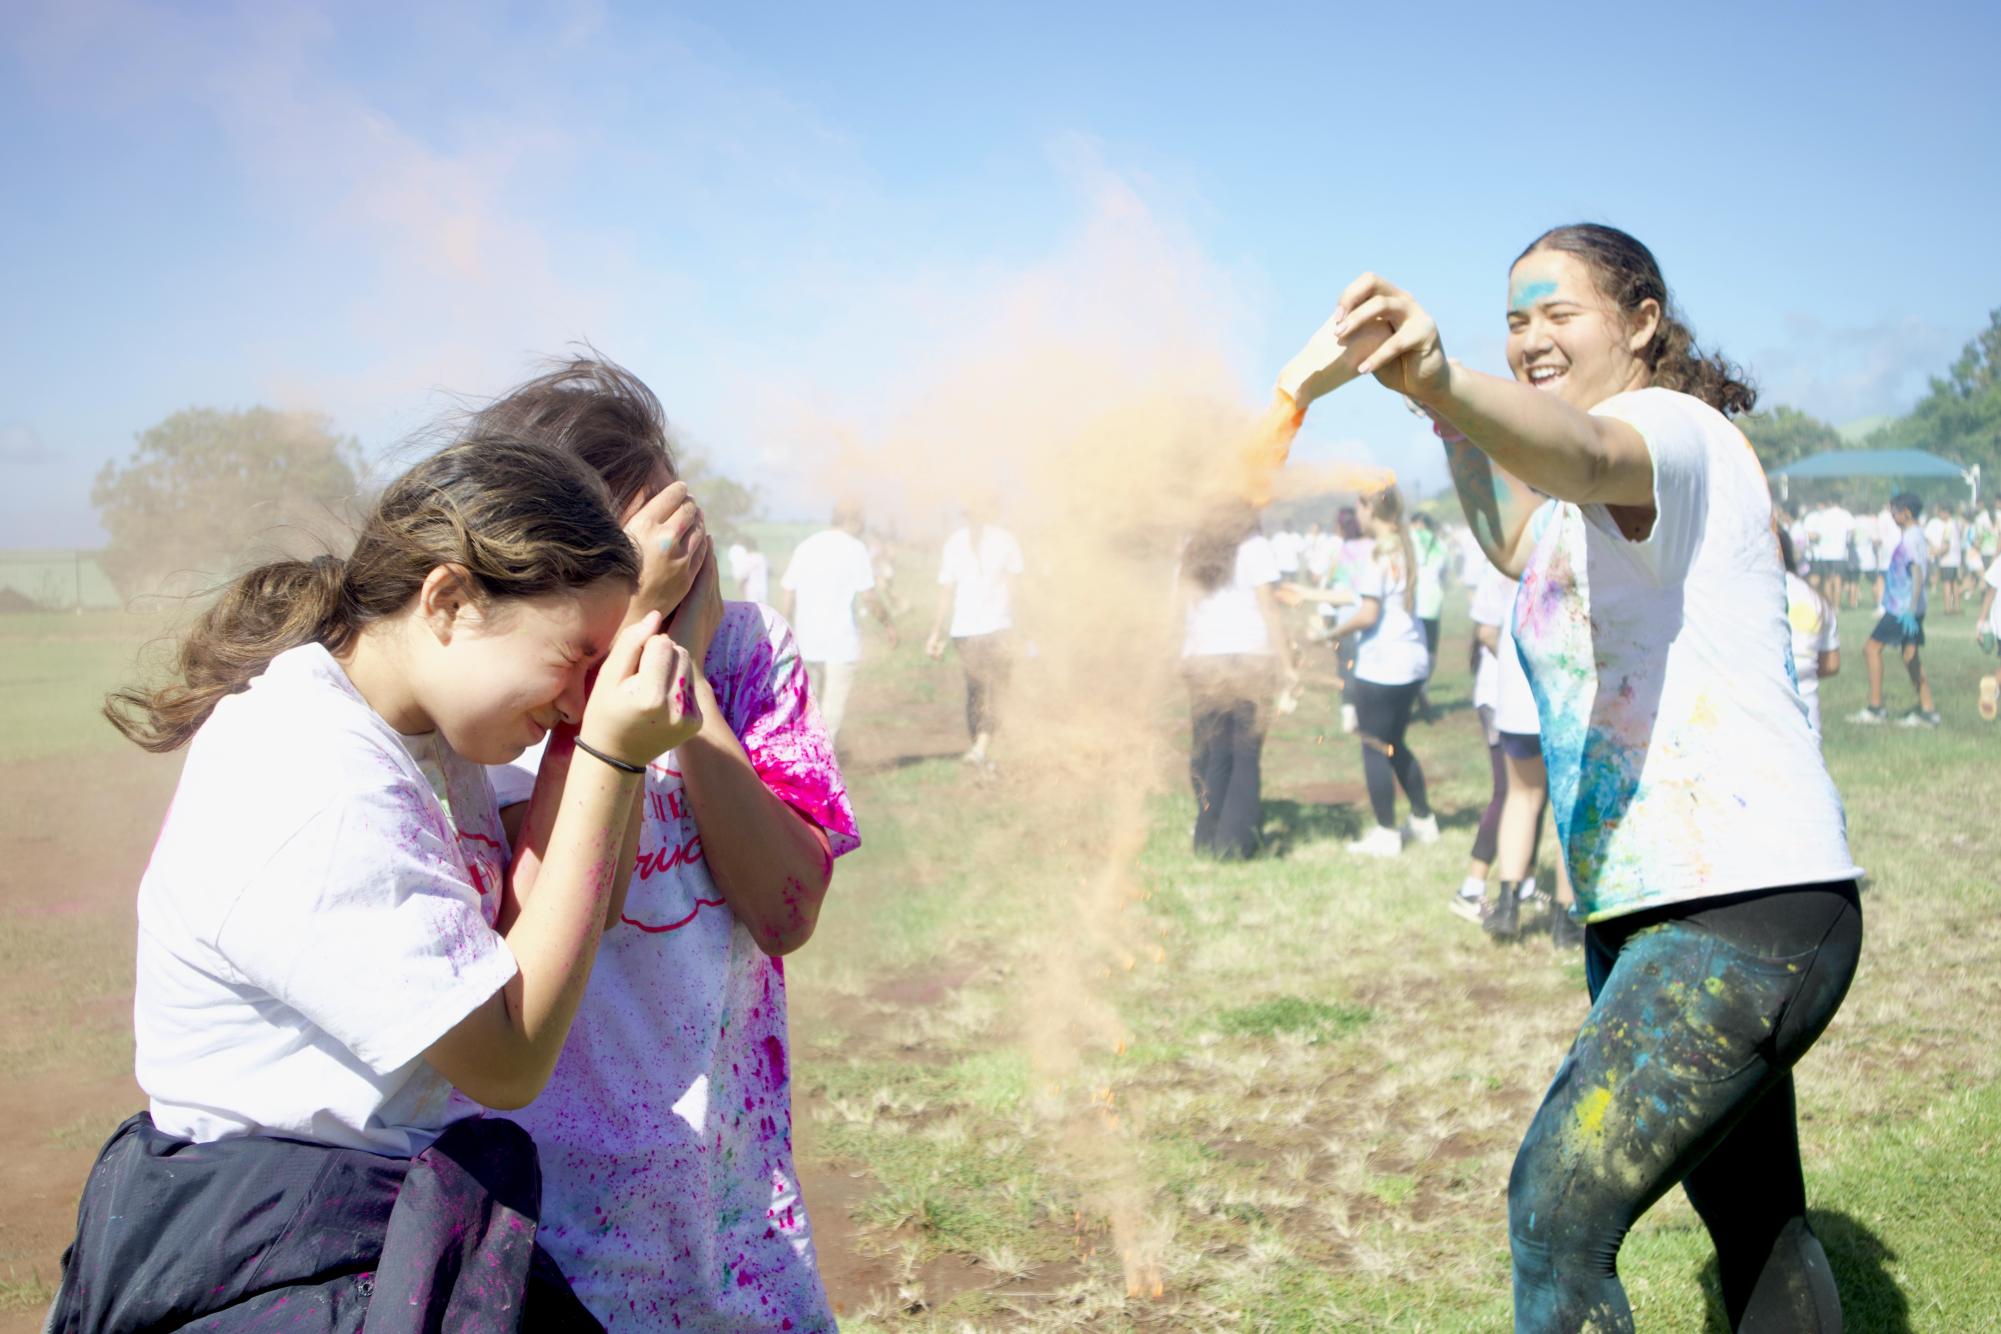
[573,737,648,775]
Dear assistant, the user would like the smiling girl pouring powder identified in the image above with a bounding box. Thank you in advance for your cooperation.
[472,360,856,1332]
[52,438,701,1330]
[1291,225,1860,1332]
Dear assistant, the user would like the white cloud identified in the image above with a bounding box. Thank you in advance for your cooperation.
[0,423,53,465]
[1751,312,1958,427]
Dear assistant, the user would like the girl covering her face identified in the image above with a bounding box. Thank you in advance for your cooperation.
[55,435,703,1329]
[473,359,858,1332]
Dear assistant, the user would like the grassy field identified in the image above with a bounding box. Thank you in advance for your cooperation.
[0,571,1996,1331]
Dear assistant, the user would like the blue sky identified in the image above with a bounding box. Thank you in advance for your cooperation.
[3,0,1997,545]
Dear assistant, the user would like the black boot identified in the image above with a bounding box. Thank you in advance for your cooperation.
[1485,879,1521,941]
[1549,901,1585,949]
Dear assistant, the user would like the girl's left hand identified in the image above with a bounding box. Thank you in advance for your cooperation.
[668,549,724,668]
[1334,273,1452,404]
[1273,583,1305,607]
[1277,308,1393,409]
[625,481,710,622]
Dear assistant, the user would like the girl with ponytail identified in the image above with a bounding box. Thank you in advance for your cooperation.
[1279,483,1437,858]
[1286,227,1859,1330]
[54,437,703,1330]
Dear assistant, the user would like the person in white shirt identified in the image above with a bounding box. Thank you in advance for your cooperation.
[728,536,771,604]
[781,504,898,744]
[924,501,1026,768]
[1873,504,1900,610]
[1304,522,1338,581]
[1851,508,1878,605]
[1778,530,1841,739]
[1936,508,1964,615]
[1804,501,1854,611]
[1977,547,2001,721]
[1178,502,1296,858]
[1269,524,1305,579]
[1294,224,1858,1329]
[1922,511,1948,606]
[1281,485,1436,857]
[60,434,700,1321]
[1454,522,1487,588]
[1454,563,1518,916]
[1779,505,1811,580]
[1410,511,1450,718]
[477,381,858,1330]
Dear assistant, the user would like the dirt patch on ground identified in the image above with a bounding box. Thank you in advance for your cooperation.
[0,746,179,1329]
[796,1154,1011,1321]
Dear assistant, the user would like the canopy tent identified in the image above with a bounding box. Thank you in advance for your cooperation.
[1770,448,1979,504]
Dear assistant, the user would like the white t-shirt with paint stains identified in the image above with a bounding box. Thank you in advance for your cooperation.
[135,643,516,1156]
[491,603,858,1332]
[1513,388,1858,921]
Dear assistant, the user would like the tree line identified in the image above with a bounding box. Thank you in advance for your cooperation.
[1740,307,2000,498]
[92,406,756,598]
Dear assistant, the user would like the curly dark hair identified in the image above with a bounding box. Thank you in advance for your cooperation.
[1517,223,1757,417]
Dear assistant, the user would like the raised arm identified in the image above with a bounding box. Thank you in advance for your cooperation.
[1440,435,1545,578]
[426,612,700,1109]
[668,558,838,956]
[1283,274,1656,570]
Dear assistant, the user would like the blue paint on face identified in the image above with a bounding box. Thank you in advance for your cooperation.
[1511,279,1558,313]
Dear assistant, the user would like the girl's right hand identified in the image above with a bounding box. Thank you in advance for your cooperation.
[1335,273,1453,405]
[579,610,703,766]
[624,482,710,623]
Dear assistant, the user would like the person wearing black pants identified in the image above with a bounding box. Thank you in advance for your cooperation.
[1179,503,1294,859]
[1282,485,1435,857]
[1349,677,1430,835]
[1510,882,1859,1330]
[1185,655,1278,858]
[1293,225,1864,1329]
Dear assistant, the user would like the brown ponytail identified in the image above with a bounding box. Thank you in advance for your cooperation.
[106,436,639,753]
[1363,485,1417,614]
[1516,223,1758,417]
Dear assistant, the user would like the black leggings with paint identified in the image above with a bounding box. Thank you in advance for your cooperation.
[1509,881,1862,1333]
[1349,677,1430,829]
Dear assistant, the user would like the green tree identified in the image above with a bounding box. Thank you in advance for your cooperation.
[677,446,760,538]
[1738,404,1843,471]
[1870,307,2001,491]
[92,407,364,596]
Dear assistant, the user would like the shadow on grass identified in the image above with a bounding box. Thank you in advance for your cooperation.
[1260,797,1363,857]
[842,746,968,776]
[1694,1208,1908,1332]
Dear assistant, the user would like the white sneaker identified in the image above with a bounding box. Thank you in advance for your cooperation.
[1346,825,1402,857]
[1340,703,1358,734]
[1402,813,1440,845]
